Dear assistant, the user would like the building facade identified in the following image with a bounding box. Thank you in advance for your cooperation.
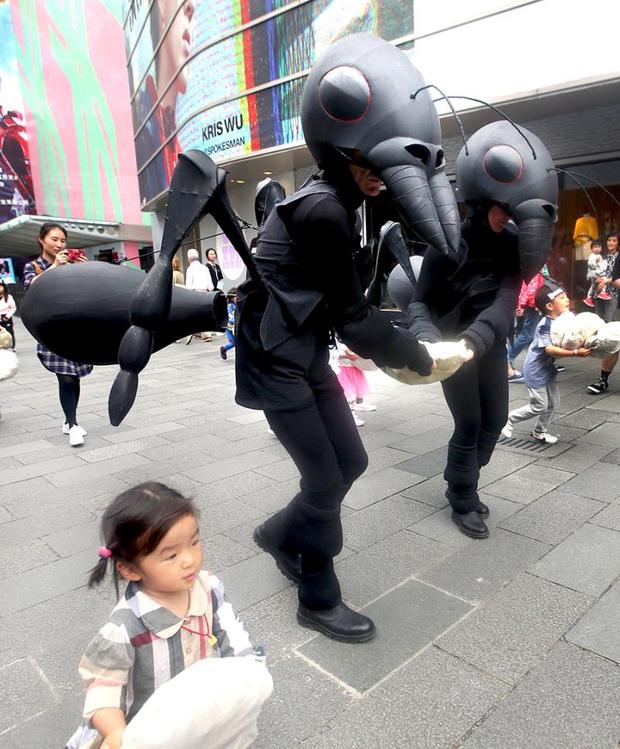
[1,0,150,272]
[122,0,620,296]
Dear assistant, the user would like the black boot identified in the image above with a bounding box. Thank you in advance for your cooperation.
[451,510,489,539]
[253,508,302,583]
[445,490,489,519]
[297,602,376,642]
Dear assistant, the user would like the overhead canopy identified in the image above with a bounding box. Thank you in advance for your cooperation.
[0,214,152,257]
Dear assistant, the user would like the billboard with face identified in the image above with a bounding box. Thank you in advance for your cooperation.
[9,0,143,226]
[0,0,36,225]
[123,0,414,208]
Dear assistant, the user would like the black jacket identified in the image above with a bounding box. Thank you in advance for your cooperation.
[235,173,432,410]
[408,212,521,356]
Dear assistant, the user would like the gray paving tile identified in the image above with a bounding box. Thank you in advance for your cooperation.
[0,657,59,734]
[183,450,282,483]
[0,505,94,548]
[242,478,300,514]
[254,654,355,749]
[561,461,620,503]
[575,420,620,447]
[0,539,58,580]
[46,452,152,487]
[343,467,425,510]
[0,549,94,616]
[567,579,620,663]
[599,446,620,465]
[253,457,300,482]
[364,446,414,475]
[589,497,620,531]
[393,445,448,477]
[77,435,168,463]
[0,439,54,460]
[101,421,185,443]
[0,505,14,524]
[462,642,620,749]
[531,523,620,596]
[438,573,591,684]
[419,529,550,603]
[218,553,292,612]
[199,497,266,536]
[335,530,453,606]
[534,441,614,473]
[409,495,522,549]
[298,579,472,692]
[399,473,449,508]
[557,408,613,430]
[342,495,435,550]
[0,454,83,486]
[499,491,605,544]
[242,587,317,664]
[301,646,509,749]
[483,472,557,505]
[387,414,452,437]
[43,520,100,558]
[204,533,258,574]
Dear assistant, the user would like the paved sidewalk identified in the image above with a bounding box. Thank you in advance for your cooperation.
[0,319,619,748]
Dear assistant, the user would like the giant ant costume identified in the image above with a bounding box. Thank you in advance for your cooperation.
[406,120,558,538]
[22,33,463,642]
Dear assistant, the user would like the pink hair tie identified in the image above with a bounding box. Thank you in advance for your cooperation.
[98,546,112,559]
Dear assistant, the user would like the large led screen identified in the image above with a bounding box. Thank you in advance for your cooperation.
[123,0,414,207]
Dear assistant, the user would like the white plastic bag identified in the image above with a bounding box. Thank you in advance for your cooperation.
[0,349,18,381]
[382,340,470,385]
[586,321,620,358]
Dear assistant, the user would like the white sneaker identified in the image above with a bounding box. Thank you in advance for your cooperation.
[501,422,513,439]
[69,425,85,446]
[531,431,558,444]
[353,414,365,427]
[353,401,376,412]
[63,423,87,436]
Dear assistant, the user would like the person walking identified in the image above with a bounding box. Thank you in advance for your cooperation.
[0,279,16,349]
[205,248,224,290]
[22,223,92,446]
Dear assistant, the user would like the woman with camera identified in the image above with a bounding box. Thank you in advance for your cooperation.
[23,222,93,446]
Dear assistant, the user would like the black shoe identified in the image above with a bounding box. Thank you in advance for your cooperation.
[220,346,227,360]
[451,510,490,539]
[587,378,608,395]
[253,524,302,583]
[445,490,489,519]
[297,602,376,643]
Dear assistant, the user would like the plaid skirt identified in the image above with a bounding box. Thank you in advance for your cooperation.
[37,344,93,377]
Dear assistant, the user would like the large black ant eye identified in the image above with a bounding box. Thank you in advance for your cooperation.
[319,66,371,122]
[483,145,524,183]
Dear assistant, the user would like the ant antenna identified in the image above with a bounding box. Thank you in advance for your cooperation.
[411,84,468,155]
[412,88,538,160]
[549,168,597,216]
[552,168,620,212]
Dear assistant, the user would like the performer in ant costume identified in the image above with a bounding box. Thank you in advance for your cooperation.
[237,33,462,642]
[407,120,558,539]
[22,33,461,642]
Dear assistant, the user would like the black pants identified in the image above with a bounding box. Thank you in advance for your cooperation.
[0,319,14,348]
[56,374,80,427]
[440,345,508,513]
[265,386,368,609]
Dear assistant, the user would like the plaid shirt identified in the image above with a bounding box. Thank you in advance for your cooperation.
[22,255,51,288]
[66,572,251,748]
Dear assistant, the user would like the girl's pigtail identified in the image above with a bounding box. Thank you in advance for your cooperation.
[87,546,114,588]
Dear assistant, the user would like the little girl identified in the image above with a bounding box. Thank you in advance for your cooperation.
[333,340,376,427]
[66,482,272,749]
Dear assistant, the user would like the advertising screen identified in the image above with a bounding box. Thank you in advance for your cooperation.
[123,0,414,207]
[0,0,36,225]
